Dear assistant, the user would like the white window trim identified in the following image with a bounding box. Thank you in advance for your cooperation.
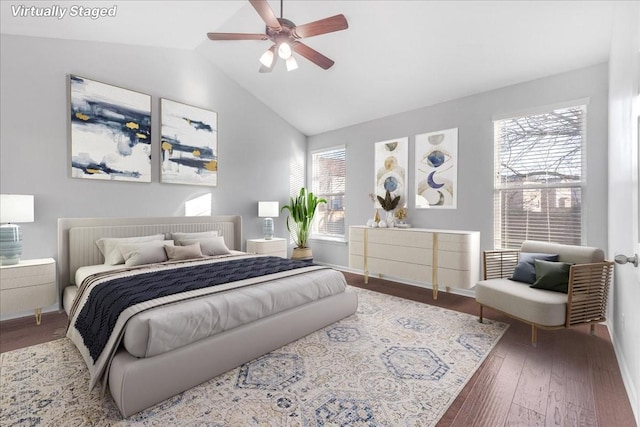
[310,145,346,242]
[493,103,587,248]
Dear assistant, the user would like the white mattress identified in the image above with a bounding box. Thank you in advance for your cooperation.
[66,260,347,358]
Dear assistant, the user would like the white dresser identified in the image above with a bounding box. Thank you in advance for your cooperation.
[348,226,480,299]
[0,258,57,324]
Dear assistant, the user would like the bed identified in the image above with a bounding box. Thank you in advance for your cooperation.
[58,215,358,418]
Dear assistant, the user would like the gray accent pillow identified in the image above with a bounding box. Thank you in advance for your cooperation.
[96,234,165,265]
[119,240,174,267]
[165,243,204,261]
[181,237,231,256]
[509,252,559,284]
[172,231,218,245]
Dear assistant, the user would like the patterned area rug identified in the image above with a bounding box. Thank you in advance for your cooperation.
[0,287,507,426]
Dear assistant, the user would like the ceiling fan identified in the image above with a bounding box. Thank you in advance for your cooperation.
[207,0,348,72]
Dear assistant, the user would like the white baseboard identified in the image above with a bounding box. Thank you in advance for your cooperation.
[608,323,639,423]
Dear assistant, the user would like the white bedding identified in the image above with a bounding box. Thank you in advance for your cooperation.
[123,267,346,357]
[66,254,348,388]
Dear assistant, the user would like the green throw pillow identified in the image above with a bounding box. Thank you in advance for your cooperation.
[530,259,572,293]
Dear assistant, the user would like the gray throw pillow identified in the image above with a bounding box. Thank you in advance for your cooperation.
[164,243,204,261]
[181,237,231,256]
[509,252,559,284]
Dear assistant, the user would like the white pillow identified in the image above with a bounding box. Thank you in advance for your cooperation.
[172,231,218,245]
[96,234,165,265]
[119,240,175,267]
[165,243,204,261]
[181,237,231,256]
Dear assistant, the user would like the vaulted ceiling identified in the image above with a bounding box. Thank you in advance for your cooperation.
[0,1,619,135]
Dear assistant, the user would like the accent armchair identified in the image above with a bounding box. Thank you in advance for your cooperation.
[475,240,614,346]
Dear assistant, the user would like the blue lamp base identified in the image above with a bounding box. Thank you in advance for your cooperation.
[0,224,23,265]
[262,218,274,240]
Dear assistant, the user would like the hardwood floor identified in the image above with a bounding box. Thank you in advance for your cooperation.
[342,273,636,427]
[0,273,636,426]
[0,311,68,353]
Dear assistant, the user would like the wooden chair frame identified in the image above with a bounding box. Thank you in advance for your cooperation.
[479,249,614,345]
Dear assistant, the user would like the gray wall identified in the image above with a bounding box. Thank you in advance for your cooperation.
[308,63,609,267]
[0,34,305,280]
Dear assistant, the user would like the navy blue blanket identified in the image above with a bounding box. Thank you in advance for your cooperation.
[74,256,313,362]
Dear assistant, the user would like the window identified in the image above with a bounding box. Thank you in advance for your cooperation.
[311,146,346,240]
[494,104,585,248]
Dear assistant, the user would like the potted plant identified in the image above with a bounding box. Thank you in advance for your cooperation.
[280,187,327,260]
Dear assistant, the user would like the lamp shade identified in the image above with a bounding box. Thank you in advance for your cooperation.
[0,194,34,223]
[258,201,279,218]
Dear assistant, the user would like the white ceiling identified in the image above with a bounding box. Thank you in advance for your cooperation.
[0,1,619,135]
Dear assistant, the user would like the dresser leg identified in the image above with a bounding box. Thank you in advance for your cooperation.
[34,308,42,325]
[432,284,438,300]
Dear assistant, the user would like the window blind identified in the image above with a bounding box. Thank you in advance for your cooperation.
[494,105,585,249]
[311,146,346,238]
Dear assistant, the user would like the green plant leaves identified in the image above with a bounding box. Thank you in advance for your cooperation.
[280,188,327,248]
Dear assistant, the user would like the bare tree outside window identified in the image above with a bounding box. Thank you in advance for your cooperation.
[494,105,585,248]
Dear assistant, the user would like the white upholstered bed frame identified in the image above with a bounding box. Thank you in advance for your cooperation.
[57,216,358,417]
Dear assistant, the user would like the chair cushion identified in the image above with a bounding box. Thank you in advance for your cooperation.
[476,278,567,327]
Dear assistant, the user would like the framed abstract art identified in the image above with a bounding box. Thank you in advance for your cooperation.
[69,75,152,182]
[160,98,218,186]
[415,128,458,209]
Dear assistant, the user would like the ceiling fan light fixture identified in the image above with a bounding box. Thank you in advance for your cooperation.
[286,55,298,71]
[278,42,292,59]
[259,46,275,67]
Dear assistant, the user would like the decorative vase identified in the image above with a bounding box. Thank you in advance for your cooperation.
[385,210,395,227]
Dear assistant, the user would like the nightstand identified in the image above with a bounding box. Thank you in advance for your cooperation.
[0,258,57,325]
[246,238,287,258]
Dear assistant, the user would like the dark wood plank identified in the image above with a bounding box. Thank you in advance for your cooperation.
[0,310,67,353]
[506,403,545,427]
[513,347,553,415]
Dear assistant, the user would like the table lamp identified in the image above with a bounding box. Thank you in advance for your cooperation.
[258,201,279,240]
[0,194,34,265]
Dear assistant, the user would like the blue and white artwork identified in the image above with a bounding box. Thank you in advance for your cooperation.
[70,75,151,182]
[161,99,218,187]
[374,137,408,208]
[415,128,458,209]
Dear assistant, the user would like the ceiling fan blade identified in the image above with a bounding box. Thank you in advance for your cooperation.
[292,14,348,39]
[291,41,335,70]
[249,0,282,31]
[207,33,267,41]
